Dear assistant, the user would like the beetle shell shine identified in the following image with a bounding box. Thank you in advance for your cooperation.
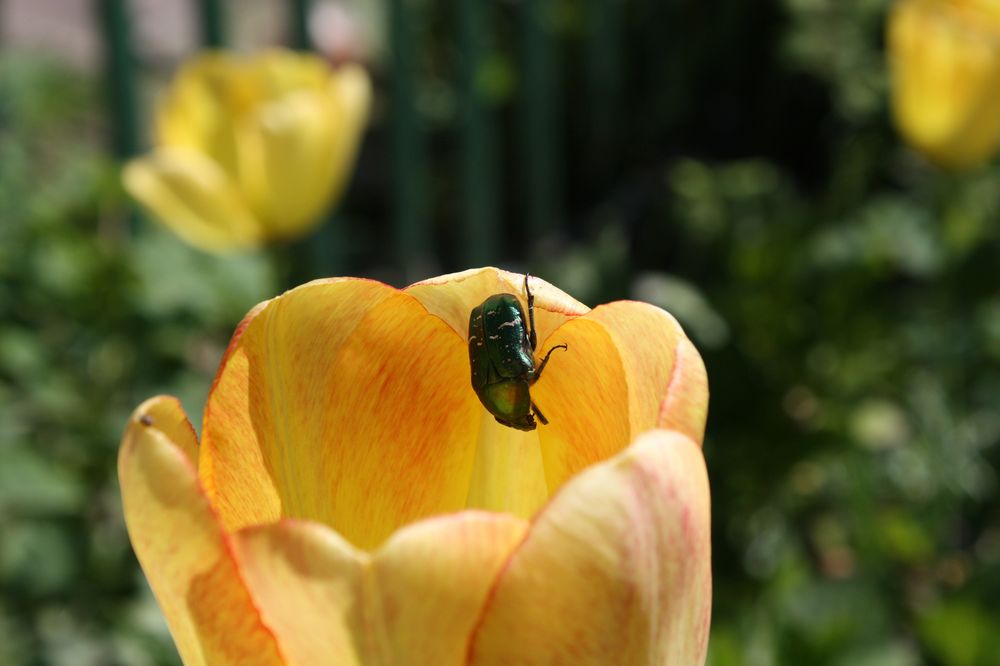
[468,293,538,431]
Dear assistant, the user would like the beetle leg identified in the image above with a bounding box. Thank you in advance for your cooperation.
[524,273,538,351]
[530,343,568,384]
[531,401,549,426]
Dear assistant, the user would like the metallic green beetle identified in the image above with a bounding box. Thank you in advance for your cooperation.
[468,274,568,431]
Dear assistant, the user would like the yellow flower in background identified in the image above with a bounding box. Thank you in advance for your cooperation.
[124,49,370,252]
[888,0,1000,169]
[119,267,712,665]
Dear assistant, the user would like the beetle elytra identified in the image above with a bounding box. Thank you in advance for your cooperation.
[468,274,567,431]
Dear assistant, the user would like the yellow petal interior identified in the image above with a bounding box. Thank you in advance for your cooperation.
[465,412,549,518]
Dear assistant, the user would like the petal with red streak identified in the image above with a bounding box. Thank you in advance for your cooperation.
[118,396,285,666]
[468,429,712,666]
[531,316,631,493]
[372,511,529,664]
[232,512,528,666]
[233,520,365,666]
[201,279,482,551]
[585,301,708,444]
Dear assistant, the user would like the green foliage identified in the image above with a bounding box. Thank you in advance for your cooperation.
[0,57,276,665]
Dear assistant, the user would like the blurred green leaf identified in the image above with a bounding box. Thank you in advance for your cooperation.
[919,600,1000,666]
[0,449,84,515]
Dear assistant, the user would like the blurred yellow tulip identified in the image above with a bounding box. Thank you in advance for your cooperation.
[119,267,712,665]
[124,50,370,252]
[888,0,1000,169]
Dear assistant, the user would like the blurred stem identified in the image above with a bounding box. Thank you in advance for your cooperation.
[271,242,300,292]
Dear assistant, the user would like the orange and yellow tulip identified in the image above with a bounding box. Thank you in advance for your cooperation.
[124,49,370,252]
[888,0,1000,169]
[119,268,712,665]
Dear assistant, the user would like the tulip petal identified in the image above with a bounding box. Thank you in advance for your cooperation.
[469,430,712,666]
[233,520,365,666]
[250,49,332,99]
[231,511,528,666]
[889,0,1000,169]
[464,415,549,518]
[658,336,710,443]
[201,279,482,550]
[406,268,589,344]
[123,148,262,251]
[237,65,371,236]
[118,397,285,666]
[587,301,708,444]
[532,301,707,495]
[155,53,249,177]
[373,512,529,664]
[530,316,632,492]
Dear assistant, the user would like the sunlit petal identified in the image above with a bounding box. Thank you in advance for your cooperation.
[232,520,364,666]
[531,315,631,493]
[118,397,285,666]
[201,279,481,551]
[587,301,708,444]
[232,512,528,665]
[406,267,589,343]
[469,429,712,665]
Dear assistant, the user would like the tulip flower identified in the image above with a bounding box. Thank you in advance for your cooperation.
[119,267,712,664]
[124,49,370,252]
[888,0,1000,169]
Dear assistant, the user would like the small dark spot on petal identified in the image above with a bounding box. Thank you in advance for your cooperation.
[139,414,154,427]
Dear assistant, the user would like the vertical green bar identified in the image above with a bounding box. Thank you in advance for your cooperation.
[97,0,139,158]
[199,0,225,48]
[459,0,499,266]
[289,0,312,51]
[389,0,430,279]
[520,0,561,239]
[584,0,622,171]
[288,0,347,279]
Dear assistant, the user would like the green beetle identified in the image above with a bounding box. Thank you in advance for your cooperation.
[468,274,567,431]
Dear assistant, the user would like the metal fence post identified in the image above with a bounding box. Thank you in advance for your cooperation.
[459,0,500,267]
[199,0,225,47]
[96,0,139,159]
[520,0,561,239]
[389,0,431,280]
[290,0,312,51]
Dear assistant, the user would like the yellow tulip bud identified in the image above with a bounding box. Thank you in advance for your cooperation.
[888,0,1000,169]
[119,268,712,665]
[124,50,371,251]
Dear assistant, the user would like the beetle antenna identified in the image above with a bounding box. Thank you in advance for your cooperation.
[531,400,549,425]
[524,273,537,351]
